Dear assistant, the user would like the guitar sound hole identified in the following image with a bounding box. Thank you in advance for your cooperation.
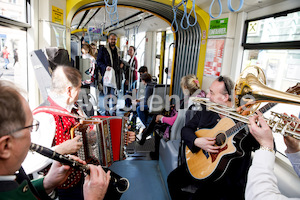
[215,133,226,146]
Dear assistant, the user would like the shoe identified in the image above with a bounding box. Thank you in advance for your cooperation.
[137,137,146,145]
[150,152,159,160]
[119,107,133,112]
[105,111,110,116]
[112,111,116,116]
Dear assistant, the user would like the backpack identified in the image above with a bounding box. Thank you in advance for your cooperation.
[0,51,3,58]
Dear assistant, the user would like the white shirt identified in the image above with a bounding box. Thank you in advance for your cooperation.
[22,93,74,175]
[286,151,300,178]
[82,53,96,69]
[245,149,300,200]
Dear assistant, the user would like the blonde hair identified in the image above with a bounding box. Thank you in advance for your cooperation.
[82,43,92,54]
[180,74,200,95]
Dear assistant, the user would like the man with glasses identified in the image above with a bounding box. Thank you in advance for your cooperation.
[0,80,110,200]
[167,76,258,200]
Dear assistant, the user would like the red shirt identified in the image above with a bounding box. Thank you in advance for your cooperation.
[2,49,9,59]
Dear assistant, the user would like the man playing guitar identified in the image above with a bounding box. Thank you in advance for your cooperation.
[167,76,258,200]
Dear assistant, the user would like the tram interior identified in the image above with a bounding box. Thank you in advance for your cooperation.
[0,0,300,199]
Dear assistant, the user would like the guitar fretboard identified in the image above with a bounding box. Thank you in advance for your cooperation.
[225,102,278,137]
[258,102,277,114]
[226,122,247,138]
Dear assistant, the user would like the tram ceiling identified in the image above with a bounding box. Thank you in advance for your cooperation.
[71,6,170,35]
[70,0,287,35]
[70,0,182,35]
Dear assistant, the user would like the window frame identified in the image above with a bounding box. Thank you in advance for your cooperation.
[242,7,300,50]
[0,0,31,30]
[241,7,300,158]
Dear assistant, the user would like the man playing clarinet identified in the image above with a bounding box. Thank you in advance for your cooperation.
[0,80,110,200]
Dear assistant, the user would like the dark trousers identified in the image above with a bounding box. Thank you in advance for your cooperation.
[167,156,250,200]
[104,86,117,110]
[57,178,84,200]
[141,115,166,155]
[57,175,122,200]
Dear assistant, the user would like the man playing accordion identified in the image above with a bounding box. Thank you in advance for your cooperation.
[23,66,135,200]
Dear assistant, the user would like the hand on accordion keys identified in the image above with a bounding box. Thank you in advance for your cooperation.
[55,135,83,155]
[126,126,136,144]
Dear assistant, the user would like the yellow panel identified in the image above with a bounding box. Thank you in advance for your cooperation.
[52,6,64,25]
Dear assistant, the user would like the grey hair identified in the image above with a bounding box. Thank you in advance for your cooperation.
[51,66,82,94]
[0,80,26,137]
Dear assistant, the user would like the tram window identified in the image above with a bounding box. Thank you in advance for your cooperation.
[0,0,27,23]
[242,9,300,155]
[0,26,27,92]
[155,32,162,81]
[245,10,300,44]
[164,30,174,84]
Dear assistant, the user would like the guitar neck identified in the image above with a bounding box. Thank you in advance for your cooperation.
[226,122,247,138]
[226,102,278,138]
[258,102,277,114]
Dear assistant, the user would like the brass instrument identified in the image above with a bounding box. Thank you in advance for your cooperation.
[192,65,300,140]
[235,66,300,114]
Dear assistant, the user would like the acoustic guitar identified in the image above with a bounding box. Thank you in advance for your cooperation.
[185,83,300,181]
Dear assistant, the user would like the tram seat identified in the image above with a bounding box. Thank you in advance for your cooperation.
[137,81,146,100]
[148,84,170,114]
[159,109,186,173]
[159,109,198,189]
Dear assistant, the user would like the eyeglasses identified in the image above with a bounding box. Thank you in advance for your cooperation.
[5,119,40,136]
[218,76,231,95]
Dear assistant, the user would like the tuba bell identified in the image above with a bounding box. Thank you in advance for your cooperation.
[235,65,300,114]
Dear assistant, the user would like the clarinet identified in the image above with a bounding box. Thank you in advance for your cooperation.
[29,143,129,193]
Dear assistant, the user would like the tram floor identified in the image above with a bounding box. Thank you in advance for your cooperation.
[109,159,170,200]
[97,91,170,199]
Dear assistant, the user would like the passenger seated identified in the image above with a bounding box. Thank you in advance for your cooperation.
[167,76,259,200]
[138,75,206,159]
[134,73,156,127]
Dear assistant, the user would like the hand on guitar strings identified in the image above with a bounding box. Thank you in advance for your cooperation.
[194,137,221,153]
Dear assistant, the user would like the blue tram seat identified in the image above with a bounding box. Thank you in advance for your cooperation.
[159,109,198,192]
[148,84,170,114]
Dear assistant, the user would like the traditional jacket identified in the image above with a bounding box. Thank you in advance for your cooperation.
[0,178,47,200]
[32,97,82,189]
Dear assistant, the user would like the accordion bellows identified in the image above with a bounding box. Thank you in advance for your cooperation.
[71,116,128,167]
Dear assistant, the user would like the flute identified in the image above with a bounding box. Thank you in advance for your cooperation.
[29,143,129,193]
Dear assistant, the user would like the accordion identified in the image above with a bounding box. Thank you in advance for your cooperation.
[71,116,128,167]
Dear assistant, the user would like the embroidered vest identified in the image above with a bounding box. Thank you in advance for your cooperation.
[33,97,82,189]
